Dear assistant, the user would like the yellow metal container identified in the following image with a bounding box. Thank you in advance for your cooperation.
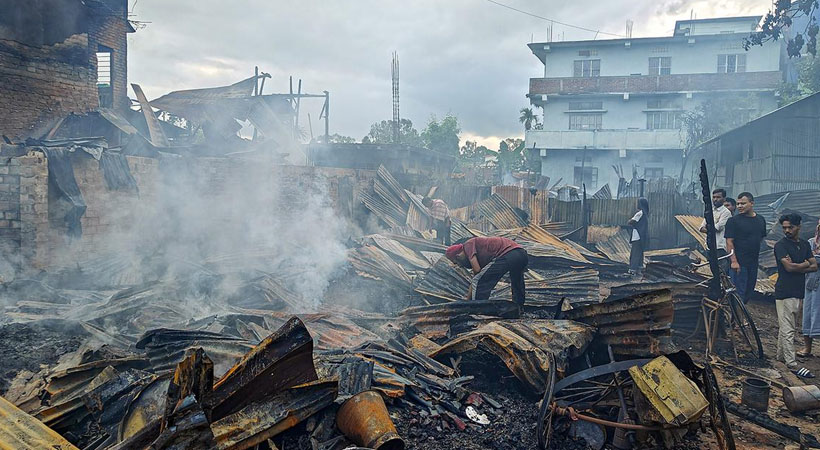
[629,356,708,426]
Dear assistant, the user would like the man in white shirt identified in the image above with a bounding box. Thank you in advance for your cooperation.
[699,188,732,270]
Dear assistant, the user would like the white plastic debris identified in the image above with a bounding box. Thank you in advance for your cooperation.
[465,405,490,425]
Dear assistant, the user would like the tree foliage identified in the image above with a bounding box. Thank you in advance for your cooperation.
[681,95,761,153]
[312,133,356,144]
[362,119,422,146]
[497,138,526,172]
[519,107,540,131]
[746,0,819,57]
[421,114,461,156]
[779,55,820,104]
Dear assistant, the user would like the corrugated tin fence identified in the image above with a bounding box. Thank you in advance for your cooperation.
[492,185,550,224]
[550,192,699,249]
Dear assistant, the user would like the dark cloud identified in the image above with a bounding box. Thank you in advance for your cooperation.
[127,0,768,142]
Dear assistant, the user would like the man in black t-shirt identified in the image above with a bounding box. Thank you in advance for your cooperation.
[774,214,818,378]
[725,192,767,303]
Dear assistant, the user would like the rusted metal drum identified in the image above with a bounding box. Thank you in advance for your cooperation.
[741,377,770,411]
[782,385,820,413]
[336,390,405,450]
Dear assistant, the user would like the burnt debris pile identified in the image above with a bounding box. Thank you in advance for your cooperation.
[0,165,780,450]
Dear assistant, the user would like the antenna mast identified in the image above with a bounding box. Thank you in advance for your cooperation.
[391,51,400,144]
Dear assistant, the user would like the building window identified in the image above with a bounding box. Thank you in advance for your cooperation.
[648,57,671,75]
[96,46,113,108]
[569,101,603,111]
[646,98,680,109]
[573,59,600,77]
[646,111,681,129]
[717,54,746,73]
[577,49,598,56]
[569,113,602,130]
[575,156,592,163]
[644,167,664,179]
[574,166,598,187]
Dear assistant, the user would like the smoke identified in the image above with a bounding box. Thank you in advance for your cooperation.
[50,152,354,317]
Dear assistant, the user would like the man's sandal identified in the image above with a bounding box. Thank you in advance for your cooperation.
[792,367,816,379]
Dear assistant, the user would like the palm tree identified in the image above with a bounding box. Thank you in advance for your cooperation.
[519,107,538,131]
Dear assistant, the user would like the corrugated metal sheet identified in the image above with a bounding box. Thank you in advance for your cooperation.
[551,193,696,248]
[595,230,631,264]
[675,215,707,249]
[0,395,79,450]
[474,194,529,229]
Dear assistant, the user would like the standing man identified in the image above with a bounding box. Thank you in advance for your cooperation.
[774,213,817,378]
[699,188,732,270]
[725,192,767,303]
[724,197,737,216]
[423,197,451,245]
[444,236,528,305]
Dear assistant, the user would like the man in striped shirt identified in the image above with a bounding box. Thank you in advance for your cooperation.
[423,197,451,245]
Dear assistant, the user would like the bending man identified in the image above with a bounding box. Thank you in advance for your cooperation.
[445,236,528,305]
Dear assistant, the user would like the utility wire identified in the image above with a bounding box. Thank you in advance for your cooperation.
[482,0,626,38]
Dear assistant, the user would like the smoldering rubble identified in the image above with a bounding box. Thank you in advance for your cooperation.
[1,150,819,450]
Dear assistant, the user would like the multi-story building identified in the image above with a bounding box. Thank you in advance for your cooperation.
[525,16,784,194]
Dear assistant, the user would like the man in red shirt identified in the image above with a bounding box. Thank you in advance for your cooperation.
[444,236,528,305]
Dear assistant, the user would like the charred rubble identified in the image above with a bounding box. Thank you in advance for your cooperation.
[4,162,820,450]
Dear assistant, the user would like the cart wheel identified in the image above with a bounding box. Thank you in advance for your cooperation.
[728,292,764,359]
[703,363,736,450]
[537,353,557,449]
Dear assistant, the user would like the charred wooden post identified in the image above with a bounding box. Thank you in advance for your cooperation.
[699,159,722,300]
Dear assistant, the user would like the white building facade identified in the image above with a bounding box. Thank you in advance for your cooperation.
[525,16,784,193]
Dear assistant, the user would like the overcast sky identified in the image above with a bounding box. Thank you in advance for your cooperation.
[127,0,766,148]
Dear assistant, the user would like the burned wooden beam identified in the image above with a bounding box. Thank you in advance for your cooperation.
[162,348,214,430]
[206,317,318,421]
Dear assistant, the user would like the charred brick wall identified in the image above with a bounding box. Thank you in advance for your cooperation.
[0,152,48,273]
[87,4,129,110]
[40,156,374,268]
[0,36,98,140]
[0,0,131,139]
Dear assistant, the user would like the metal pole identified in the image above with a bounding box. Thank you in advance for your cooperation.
[323,90,330,142]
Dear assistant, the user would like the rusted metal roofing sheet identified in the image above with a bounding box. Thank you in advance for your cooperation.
[0,395,79,450]
[491,269,600,308]
[474,194,529,229]
[676,215,707,249]
[349,245,413,289]
[565,289,675,357]
[150,76,257,110]
[399,300,520,338]
[369,235,431,269]
[430,320,594,393]
[595,229,631,264]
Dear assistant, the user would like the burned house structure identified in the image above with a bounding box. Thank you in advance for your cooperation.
[307,142,457,186]
[0,0,135,140]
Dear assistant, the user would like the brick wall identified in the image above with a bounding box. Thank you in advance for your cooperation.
[0,152,49,272]
[0,36,98,140]
[87,7,129,109]
[42,155,375,268]
[0,0,131,139]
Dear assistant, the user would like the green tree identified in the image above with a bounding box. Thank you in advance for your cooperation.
[362,119,422,146]
[746,0,819,57]
[312,133,356,144]
[497,138,526,172]
[519,107,539,131]
[779,55,820,105]
[421,114,461,156]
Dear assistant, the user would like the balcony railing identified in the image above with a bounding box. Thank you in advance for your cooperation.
[529,71,782,96]
[525,129,685,150]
